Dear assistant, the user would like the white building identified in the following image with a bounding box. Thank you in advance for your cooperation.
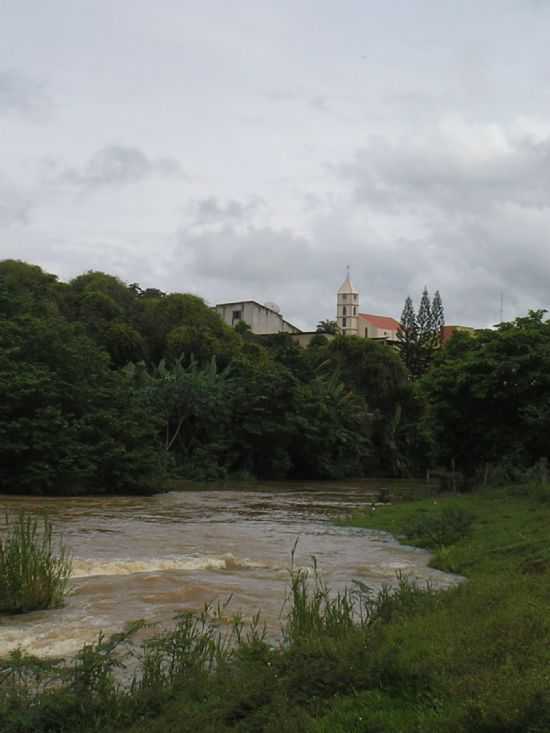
[215,274,400,343]
[336,270,360,336]
[215,300,301,335]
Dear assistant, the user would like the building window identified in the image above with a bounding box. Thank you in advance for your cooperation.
[353,307,356,315]
[353,294,357,301]
[232,310,241,323]
[343,317,347,327]
[342,294,347,300]
[343,306,347,316]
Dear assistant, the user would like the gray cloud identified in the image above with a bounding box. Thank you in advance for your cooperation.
[309,96,329,112]
[0,69,51,119]
[0,179,31,227]
[171,210,427,329]
[340,131,550,214]
[191,197,265,227]
[61,146,185,191]
[180,226,312,285]
[2,1,550,331]
[334,124,550,325]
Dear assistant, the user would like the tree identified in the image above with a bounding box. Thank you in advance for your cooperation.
[421,310,550,478]
[397,288,445,378]
[234,320,252,337]
[135,357,233,475]
[316,319,340,335]
[431,290,445,345]
[227,355,297,478]
[138,293,240,365]
[69,271,136,314]
[417,287,432,343]
[289,374,371,478]
[263,333,312,380]
[0,315,163,494]
[105,322,146,367]
[0,260,65,318]
[312,335,412,474]
[397,296,419,376]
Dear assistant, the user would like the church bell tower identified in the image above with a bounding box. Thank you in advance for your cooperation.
[336,267,359,336]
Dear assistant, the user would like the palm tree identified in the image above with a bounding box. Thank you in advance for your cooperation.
[316,319,340,335]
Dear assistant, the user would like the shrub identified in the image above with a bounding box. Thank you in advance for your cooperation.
[352,574,440,626]
[406,506,474,548]
[527,481,550,503]
[0,514,72,613]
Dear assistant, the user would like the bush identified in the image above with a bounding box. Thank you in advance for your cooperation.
[0,514,72,613]
[405,506,474,548]
[526,481,550,503]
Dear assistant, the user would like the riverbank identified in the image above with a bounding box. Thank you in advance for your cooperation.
[161,477,438,496]
[334,485,550,731]
[1,485,550,732]
[343,484,550,577]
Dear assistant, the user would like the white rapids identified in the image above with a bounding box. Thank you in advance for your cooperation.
[0,484,460,657]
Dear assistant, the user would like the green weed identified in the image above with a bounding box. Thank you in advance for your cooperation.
[0,514,72,614]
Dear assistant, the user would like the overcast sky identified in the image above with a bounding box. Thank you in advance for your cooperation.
[2,1,550,329]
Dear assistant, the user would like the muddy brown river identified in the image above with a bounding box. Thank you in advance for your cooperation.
[0,484,459,657]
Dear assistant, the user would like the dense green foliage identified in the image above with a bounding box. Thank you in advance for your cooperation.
[1,260,413,492]
[0,514,71,613]
[3,258,550,493]
[420,310,550,479]
[0,314,163,494]
[2,487,550,731]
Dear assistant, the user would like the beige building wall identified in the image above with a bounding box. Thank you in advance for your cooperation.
[215,301,301,335]
[290,332,336,348]
[358,319,399,341]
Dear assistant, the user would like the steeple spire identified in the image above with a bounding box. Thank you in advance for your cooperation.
[336,269,359,335]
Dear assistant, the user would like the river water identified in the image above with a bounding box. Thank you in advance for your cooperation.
[0,484,459,658]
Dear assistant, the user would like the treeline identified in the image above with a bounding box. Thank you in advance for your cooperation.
[1,259,549,494]
[0,260,410,493]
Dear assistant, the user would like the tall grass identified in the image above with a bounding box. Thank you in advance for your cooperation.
[284,562,436,645]
[2,490,550,732]
[1,556,549,732]
[0,514,72,613]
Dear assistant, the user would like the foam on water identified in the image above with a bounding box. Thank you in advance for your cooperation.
[71,553,271,578]
[0,486,462,658]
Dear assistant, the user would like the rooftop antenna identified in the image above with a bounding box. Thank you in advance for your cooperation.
[346,264,350,279]
[499,291,504,323]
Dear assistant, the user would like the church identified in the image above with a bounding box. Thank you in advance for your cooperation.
[215,271,400,343]
[336,270,400,342]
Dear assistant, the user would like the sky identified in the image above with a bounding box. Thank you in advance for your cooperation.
[2,0,550,329]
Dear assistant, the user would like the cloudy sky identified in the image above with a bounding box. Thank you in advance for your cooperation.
[2,1,550,329]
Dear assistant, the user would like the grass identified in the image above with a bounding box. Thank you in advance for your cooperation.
[343,484,550,576]
[1,486,550,731]
[0,514,72,614]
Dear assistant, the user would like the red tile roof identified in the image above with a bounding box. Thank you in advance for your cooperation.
[441,325,475,343]
[358,313,400,331]
[441,325,456,343]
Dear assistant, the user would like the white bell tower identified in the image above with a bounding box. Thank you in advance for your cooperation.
[336,267,359,336]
